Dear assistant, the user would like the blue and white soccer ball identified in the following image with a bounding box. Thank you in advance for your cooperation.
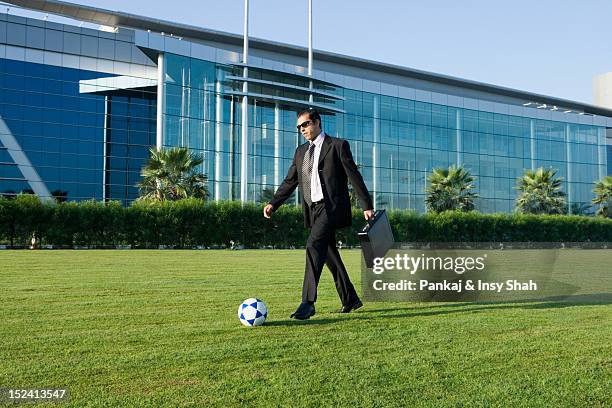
[238,298,268,327]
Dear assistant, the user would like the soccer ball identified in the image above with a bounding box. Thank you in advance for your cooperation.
[238,298,268,327]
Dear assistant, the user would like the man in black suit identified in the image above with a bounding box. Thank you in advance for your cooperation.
[263,108,374,320]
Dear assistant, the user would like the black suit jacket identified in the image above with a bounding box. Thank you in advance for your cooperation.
[270,134,373,229]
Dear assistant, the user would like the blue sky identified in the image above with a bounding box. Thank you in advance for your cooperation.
[7,0,612,104]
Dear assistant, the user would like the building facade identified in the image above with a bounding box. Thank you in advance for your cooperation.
[1,0,611,211]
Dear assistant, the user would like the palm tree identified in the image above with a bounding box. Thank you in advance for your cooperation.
[568,202,593,216]
[425,165,478,212]
[515,167,566,215]
[138,147,209,201]
[592,175,612,218]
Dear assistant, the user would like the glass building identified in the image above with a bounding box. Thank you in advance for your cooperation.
[1,0,611,212]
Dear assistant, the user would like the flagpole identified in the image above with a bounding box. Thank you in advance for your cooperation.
[308,0,313,105]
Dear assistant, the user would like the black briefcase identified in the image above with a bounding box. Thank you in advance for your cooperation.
[358,209,395,268]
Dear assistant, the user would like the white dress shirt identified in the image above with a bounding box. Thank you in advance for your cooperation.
[309,132,325,202]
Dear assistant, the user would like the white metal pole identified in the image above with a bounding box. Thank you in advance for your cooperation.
[565,124,572,214]
[373,96,379,209]
[274,103,281,188]
[103,96,109,201]
[240,0,249,203]
[215,79,223,201]
[530,119,536,170]
[308,0,313,104]
[156,53,165,149]
[455,109,462,166]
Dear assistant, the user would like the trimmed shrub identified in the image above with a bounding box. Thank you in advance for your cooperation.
[0,194,52,247]
[1,198,611,248]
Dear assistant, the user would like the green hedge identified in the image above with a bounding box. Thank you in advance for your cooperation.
[0,195,611,248]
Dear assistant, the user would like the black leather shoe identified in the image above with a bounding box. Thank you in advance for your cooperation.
[290,302,315,320]
[337,298,363,313]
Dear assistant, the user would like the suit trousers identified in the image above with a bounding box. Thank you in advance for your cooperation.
[302,201,359,305]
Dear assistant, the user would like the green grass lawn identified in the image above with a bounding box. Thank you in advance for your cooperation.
[0,250,610,407]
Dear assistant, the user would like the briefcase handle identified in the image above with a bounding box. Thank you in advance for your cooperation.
[362,209,386,232]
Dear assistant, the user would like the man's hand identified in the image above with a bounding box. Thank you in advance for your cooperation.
[364,209,374,221]
[263,204,274,219]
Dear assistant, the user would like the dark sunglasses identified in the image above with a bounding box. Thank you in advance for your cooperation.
[296,120,313,130]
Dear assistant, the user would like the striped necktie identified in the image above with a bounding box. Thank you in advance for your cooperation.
[301,143,316,206]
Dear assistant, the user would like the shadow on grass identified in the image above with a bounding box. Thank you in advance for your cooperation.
[265,293,612,326]
[265,318,348,327]
[366,292,612,312]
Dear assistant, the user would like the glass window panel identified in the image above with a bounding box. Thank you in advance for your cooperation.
[131,47,150,66]
[344,114,362,141]
[415,125,430,148]
[26,26,44,49]
[462,109,478,132]
[362,116,374,142]
[478,111,494,134]
[415,148,431,172]
[114,41,132,62]
[98,38,115,60]
[432,150,449,169]
[343,89,363,117]
[0,164,24,179]
[431,126,450,150]
[281,131,298,159]
[495,135,509,156]
[80,35,98,58]
[362,92,378,118]
[398,146,415,171]
[380,144,397,168]
[43,28,62,52]
[380,120,398,145]
[479,133,495,155]
[190,58,216,91]
[447,129,457,152]
[479,176,495,198]
[359,142,374,167]
[0,180,30,195]
[260,127,276,158]
[258,103,276,129]
[0,21,6,44]
[447,107,459,130]
[398,122,415,147]
[493,113,509,135]
[415,172,427,195]
[164,84,183,116]
[165,53,189,85]
[378,167,396,192]
[463,153,480,176]
[507,136,522,158]
[6,74,26,92]
[480,154,495,176]
[380,95,397,121]
[414,102,431,126]
[508,116,523,137]
[494,156,511,178]
[3,104,23,120]
[360,166,372,187]
[508,158,524,179]
[431,104,447,128]
[397,98,414,124]
[551,141,566,161]
[22,106,43,123]
[397,170,413,194]
[6,23,26,46]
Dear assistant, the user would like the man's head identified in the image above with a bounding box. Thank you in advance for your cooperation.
[296,108,322,142]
